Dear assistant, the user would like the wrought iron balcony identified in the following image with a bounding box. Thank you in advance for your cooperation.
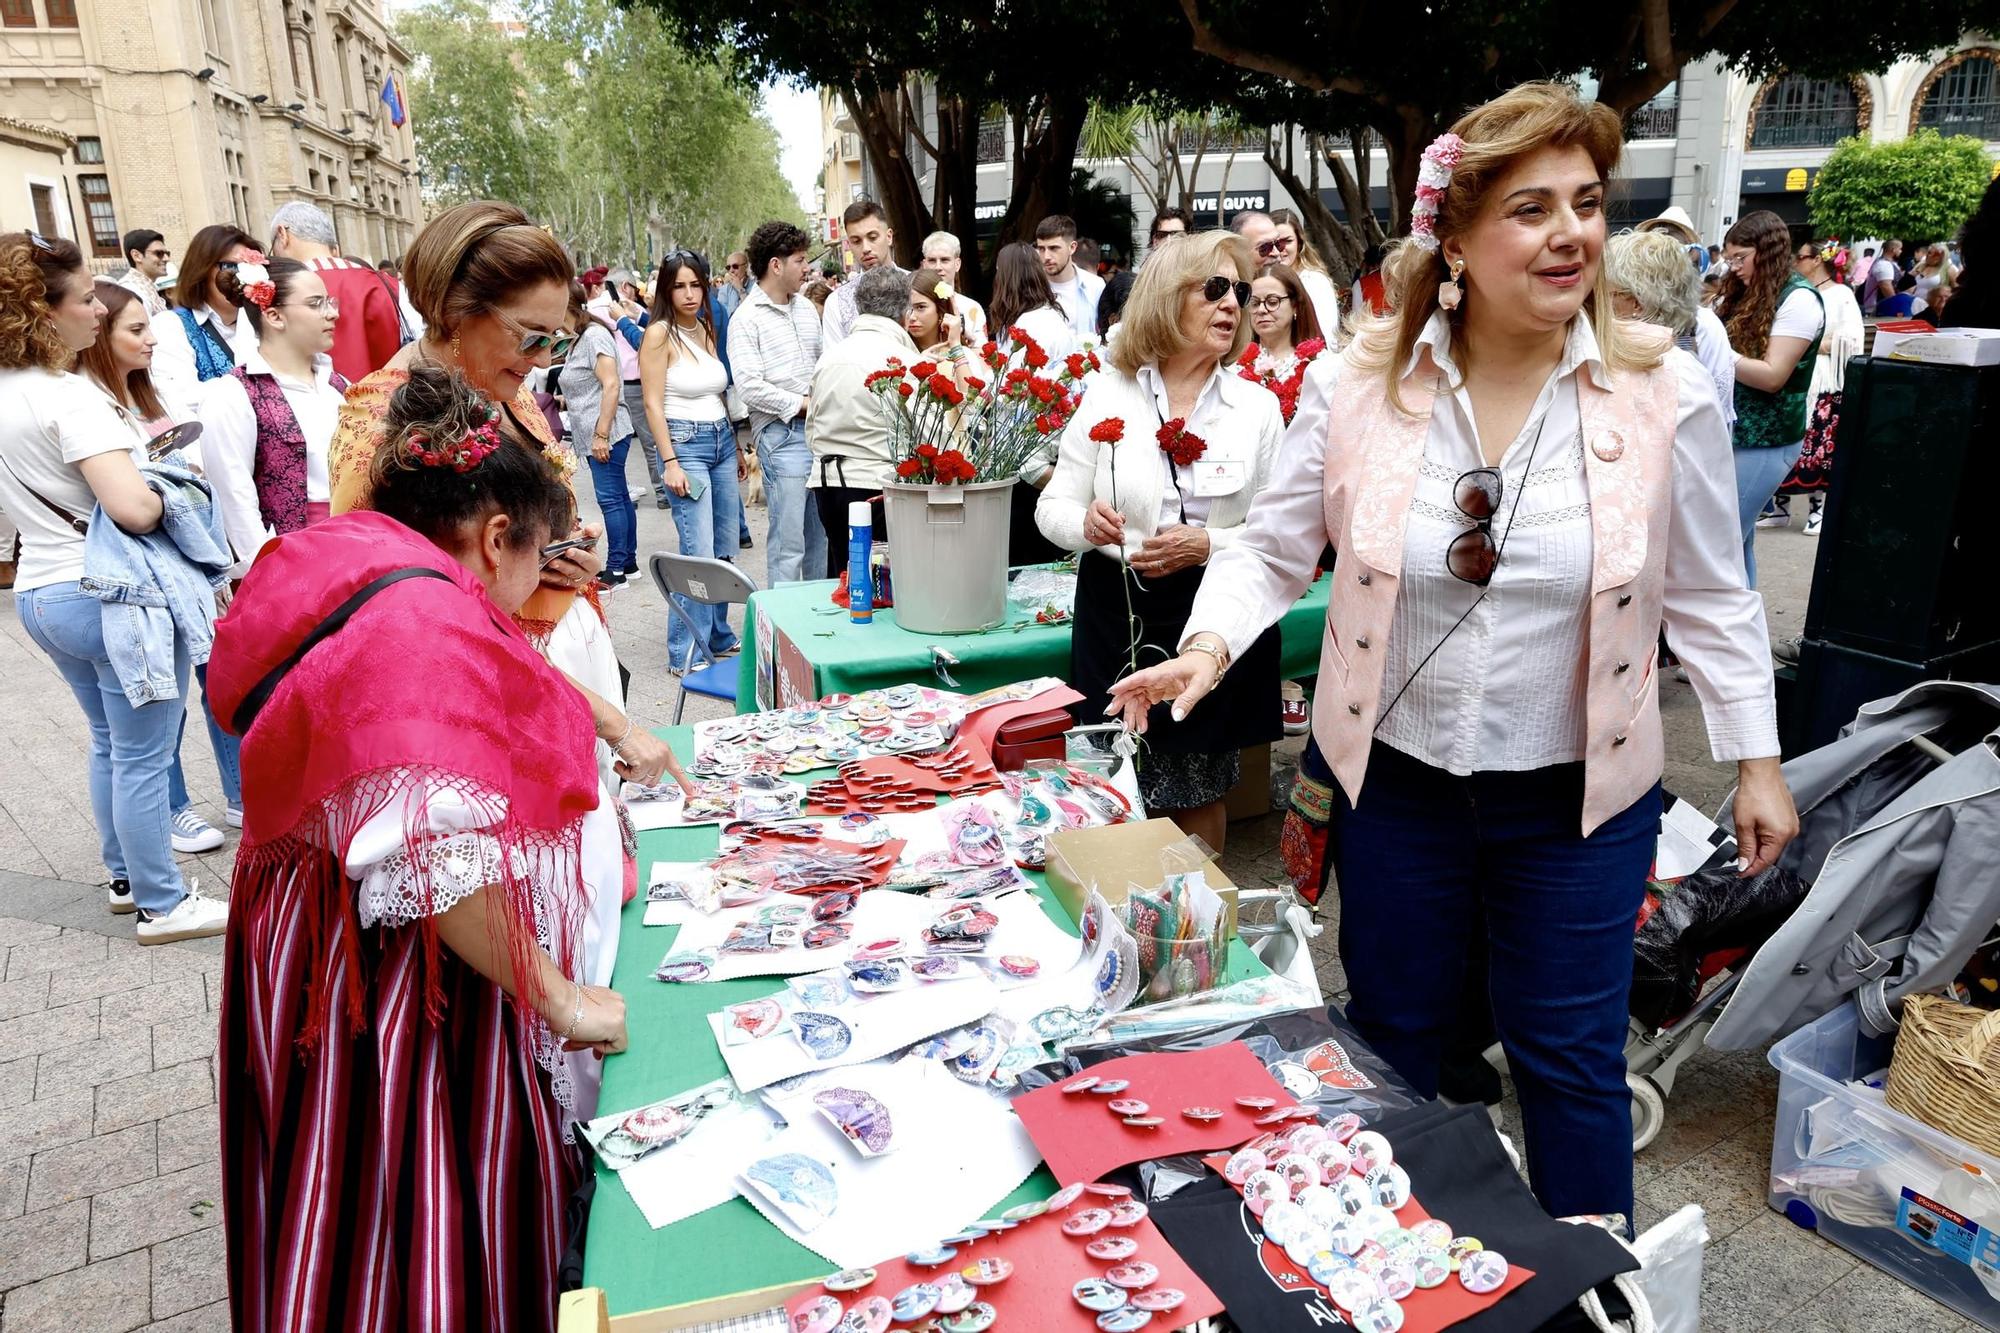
[1626,98,1680,140]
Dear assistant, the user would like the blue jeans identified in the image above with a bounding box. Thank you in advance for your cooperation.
[1733,443,1802,590]
[664,419,744,669]
[166,661,241,813]
[17,583,190,913]
[622,382,669,504]
[587,435,639,574]
[755,417,826,585]
[739,496,753,545]
[1330,742,1661,1221]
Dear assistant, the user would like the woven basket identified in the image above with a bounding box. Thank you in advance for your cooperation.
[1885,994,2000,1157]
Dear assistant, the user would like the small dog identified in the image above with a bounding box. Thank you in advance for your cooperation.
[737,425,765,507]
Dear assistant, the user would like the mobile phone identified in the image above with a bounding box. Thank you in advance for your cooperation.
[149,420,204,459]
[539,535,597,562]
[686,477,707,501]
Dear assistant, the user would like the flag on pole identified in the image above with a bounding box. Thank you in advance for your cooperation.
[380,73,407,129]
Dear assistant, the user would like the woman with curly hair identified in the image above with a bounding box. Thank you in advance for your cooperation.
[1717,210,1823,587]
[0,232,228,941]
[213,365,628,1329]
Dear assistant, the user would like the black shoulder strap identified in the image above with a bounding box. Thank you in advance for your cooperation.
[0,448,88,534]
[231,566,453,735]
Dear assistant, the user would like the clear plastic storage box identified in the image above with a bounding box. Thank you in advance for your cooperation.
[1767,1003,2000,1329]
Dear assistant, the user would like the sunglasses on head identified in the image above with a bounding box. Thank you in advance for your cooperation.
[1447,469,1502,586]
[1198,275,1251,308]
[26,231,55,254]
[494,306,577,360]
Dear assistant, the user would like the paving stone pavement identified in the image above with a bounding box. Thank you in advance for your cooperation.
[0,473,1974,1329]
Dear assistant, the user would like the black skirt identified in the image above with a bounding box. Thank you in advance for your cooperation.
[1069,550,1281,756]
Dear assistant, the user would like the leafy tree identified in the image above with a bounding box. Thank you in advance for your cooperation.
[400,0,537,206]
[1809,130,1994,245]
[1066,168,1136,265]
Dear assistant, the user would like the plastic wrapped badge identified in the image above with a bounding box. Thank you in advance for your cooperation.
[789,973,847,1009]
[1093,932,1141,1014]
[947,1018,1014,1084]
[654,951,715,983]
[744,1152,839,1231]
[793,1011,854,1061]
[814,1087,895,1156]
[847,958,916,993]
[722,997,789,1046]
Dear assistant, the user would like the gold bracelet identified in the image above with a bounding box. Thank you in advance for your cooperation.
[1184,638,1230,679]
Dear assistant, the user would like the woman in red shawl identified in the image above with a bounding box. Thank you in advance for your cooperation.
[210,366,626,1331]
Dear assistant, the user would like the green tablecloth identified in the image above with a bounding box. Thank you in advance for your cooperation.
[581,728,1267,1319]
[736,569,1331,713]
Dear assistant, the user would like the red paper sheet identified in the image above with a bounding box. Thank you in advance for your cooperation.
[782,1191,1223,1333]
[955,685,1085,759]
[1197,1150,1535,1333]
[1010,1043,1292,1186]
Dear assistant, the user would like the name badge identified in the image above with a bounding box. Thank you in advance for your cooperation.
[1190,458,1245,498]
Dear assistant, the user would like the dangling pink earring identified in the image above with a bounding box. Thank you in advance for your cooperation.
[1438,258,1466,312]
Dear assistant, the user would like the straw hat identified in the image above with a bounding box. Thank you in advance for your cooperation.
[1635,206,1700,247]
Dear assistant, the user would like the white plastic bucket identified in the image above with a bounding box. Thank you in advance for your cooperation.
[882,478,1014,633]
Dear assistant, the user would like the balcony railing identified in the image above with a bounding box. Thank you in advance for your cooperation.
[1626,98,1680,140]
[1919,100,2000,141]
[976,117,1006,164]
[1751,105,1859,149]
[1176,125,1266,155]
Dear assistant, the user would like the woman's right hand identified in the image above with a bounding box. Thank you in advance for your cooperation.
[1083,499,1125,548]
[662,460,692,498]
[1105,651,1222,734]
[563,983,628,1056]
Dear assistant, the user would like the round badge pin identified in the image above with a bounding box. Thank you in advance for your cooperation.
[1121,1115,1165,1129]
[1459,1250,1509,1294]
[1325,1112,1364,1143]
[890,1284,942,1321]
[834,1295,892,1333]
[931,1274,976,1315]
[1222,1147,1268,1184]
[1253,1109,1295,1126]
[905,1246,958,1268]
[1446,1235,1485,1269]
[1279,1156,1323,1194]
[791,1293,843,1333]
[1305,1249,1354,1286]
[1369,1163,1412,1211]
[960,1258,1012,1287]
[1324,1268,1379,1315]
[1087,1235,1140,1261]
[1353,1205,1401,1240]
[1046,1182,1087,1212]
[1260,1198,1310,1247]
[1181,1105,1224,1122]
[823,1268,877,1293]
[1108,1200,1149,1227]
[1073,1277,1129,1312]
[939,1301,997,1333]
[1131,1288,1185,1313]
[1062,1075,1102,1094]
[1242,1168,1290,1217]
[1062,1207,1113,1236]
[1347,1130,1393,1175]
[1235,1095,1278,1110]
[1410,1218,1453,1251]
[1352,1239,1390,1273]
[1095,1309,1153,1333]
[1296,1184,1343,1229]
[1326,1218,1367,1256]
[1379,1260,1416,1301]
[1106,1261,1159,1290]
[1083,1183,1133,1200]
[1332,1176,1372,1217]
[1352,1296,1406,1333]
[1414,1254,1451,1289]
[1105,1098,1149,1116]
[1284,1230,1332,1268]
[1089,1079,1131,1095]
[1001,1199,1049,1223]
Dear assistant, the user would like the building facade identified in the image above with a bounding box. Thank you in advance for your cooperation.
[0,0,417,273]
[832,36,1997,266]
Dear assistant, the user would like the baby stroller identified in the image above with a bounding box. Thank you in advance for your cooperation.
[1620,680,2000,1149]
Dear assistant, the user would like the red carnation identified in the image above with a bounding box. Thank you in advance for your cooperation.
[897,382,913,398]
[926,372,958,400]
[1236,345,1259,369]
[1065,352,1089,378]
[895,458,924,479]
[981,340,1003,366]
[963,375,986,394]
[1296,337,1327,359]
[1157,417,1208,468]
[917,443,940,460]
[1089,417,1125,444]
[1023,342,1049,370]
[913,360,938,380]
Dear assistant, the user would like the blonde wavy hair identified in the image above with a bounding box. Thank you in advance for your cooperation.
[1109,230,1255,376]
[1352,82,1664,412]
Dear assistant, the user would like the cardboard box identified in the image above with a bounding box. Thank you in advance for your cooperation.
[1044,817,1239,938]
[1223,743,1272,822]
[1870,323,2000,367]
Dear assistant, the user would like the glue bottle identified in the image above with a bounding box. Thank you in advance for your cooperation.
[848,501,874,623]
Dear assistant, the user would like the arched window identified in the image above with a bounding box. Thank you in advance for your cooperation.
[1749,76,1863,149]
[1916,52,2000,140]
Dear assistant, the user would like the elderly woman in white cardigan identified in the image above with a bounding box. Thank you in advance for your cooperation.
[1037,230,1283,852]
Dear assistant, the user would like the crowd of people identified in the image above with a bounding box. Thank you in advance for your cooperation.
[1,80,1996,1326]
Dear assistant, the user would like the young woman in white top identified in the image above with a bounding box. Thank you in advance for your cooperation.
[1267,209,1344,335]
[989,242,1080,565]
[640,251,742,670]
[1106,84,1795,1225]
[149,223,261,421]
[198,257,344,572]
[0,232,227,943]
[1772,240,1864,536]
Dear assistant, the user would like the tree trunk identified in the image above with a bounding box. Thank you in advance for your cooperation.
[1379,104,1433,237]
[843,85,935,265]
[996,91,1086,251]
[1265,127,1358,282]
[933,94,986,296]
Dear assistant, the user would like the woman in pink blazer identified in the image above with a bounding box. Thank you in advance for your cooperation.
[1109,83,1798,1224]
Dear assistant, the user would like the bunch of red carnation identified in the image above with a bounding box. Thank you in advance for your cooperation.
[1235,337,1329,425]
[895,442,976,483]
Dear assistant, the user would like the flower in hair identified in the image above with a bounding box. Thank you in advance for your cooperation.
[235,258,275,308]
[409,419,502,473]
[1408,132,1467,254]
[933,281,955,302]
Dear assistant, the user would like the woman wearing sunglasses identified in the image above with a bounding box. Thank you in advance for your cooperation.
[1038,229,1283,856]
[1109,83,1794,1226]
[1266,209,1343,335]
[214,364,628,1328]
[149,222,261,420]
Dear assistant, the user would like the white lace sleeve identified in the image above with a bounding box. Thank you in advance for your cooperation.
[343,773,515,929]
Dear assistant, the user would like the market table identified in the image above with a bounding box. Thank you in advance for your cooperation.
[735,568,1331,713]
[580,727,1271,1325]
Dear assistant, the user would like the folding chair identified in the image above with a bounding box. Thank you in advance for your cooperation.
[646,552,758,724]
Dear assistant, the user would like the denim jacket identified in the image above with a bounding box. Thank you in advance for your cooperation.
[80,457,233,706]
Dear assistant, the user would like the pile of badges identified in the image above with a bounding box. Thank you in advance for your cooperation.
[998,765,1134,869]
[1055,1074,1272,1133]
[1215,1116,1509,1332]
[708,825,906,901]
[692,687,960,780]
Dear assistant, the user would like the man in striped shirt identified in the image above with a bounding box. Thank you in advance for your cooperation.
[729,220,827,582]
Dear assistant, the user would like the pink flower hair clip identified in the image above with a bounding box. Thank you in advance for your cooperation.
[1408,132,1466,254]
[408,419,503,473]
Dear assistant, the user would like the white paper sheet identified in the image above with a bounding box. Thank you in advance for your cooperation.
[606,1096,788,1230]
[709,973,1002,1091]
[1656,795,1737,880]
[734,1056,1041,1267]
[671,890,937,980]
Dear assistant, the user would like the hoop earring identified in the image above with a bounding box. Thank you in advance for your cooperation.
[1438,258,1466,312]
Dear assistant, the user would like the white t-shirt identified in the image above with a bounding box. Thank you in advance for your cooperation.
[0,368,147,591]
[1770,287,1826,344]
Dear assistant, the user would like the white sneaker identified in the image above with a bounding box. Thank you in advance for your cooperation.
[107,878,135,915]
[224,803,244,829]
[1803,509,1823,536]
[170,808,225,853]
[135,884,228,944]
[1755,511,1790,529]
